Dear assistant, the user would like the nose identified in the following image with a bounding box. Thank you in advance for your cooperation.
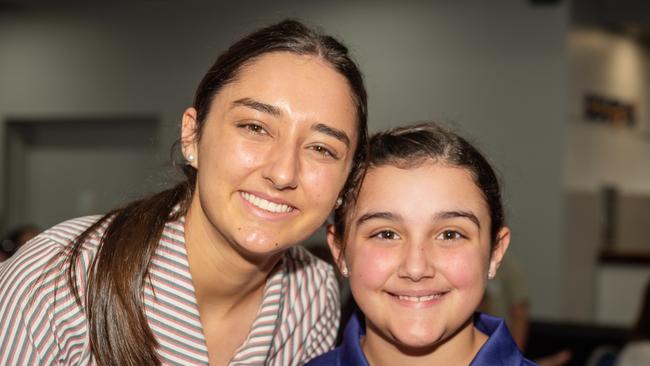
[397,240,435,281]
[262,144,299,190]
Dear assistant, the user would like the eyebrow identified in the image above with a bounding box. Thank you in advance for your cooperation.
[312,123,351,148]
[232,97,281,117]
[232,98,351,147]
[355,210,481,229]
[434,210,481,229]
[356,211,402,227]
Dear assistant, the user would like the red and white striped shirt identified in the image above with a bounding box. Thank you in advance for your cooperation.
[0,215,339,365]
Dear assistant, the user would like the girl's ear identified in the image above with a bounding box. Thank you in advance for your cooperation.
[181,107,199,168]
[326,224,349,277]
[488,227,511,279]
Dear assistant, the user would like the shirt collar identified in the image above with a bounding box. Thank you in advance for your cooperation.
[470,313,526,365]
[340,312,370,366]
[339,312,525,366]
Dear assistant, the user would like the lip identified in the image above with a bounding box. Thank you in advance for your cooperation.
[385,289,449,308]
[239,190,298,219]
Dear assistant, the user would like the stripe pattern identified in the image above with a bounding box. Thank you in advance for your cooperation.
[0,215,340,365]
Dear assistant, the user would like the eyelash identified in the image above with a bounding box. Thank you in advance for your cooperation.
[237,123,339,158]
[309,145,339,160]
[370,230,401,240]
[238,122,269,136]
[437,230,466,241]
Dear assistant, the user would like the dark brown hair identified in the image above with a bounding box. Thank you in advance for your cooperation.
[64,19,368,366]
[333,122,504,249]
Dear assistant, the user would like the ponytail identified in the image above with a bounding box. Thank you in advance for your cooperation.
[65,168,194,366]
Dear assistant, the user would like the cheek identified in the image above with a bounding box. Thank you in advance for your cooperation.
[300,161,348,202]
[212,139,264,172]
[349,246,396,291]
[439,249,487,290]
[236,139,268,163]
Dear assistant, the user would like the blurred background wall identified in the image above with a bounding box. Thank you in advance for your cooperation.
[0,0,648,329]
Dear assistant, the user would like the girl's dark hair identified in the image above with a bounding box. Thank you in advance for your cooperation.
[64,19,368,366]
[333,122,504,249]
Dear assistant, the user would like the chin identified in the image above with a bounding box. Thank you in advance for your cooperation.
[394,331,446,350]
[232,233,292,261]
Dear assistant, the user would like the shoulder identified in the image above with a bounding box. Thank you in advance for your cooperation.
[22,214,106,256]
[305,312,366,366]
[273,247,341,361]
[0,215,105,302]
[304,348,341,366]
[473,313,537,365]
[0,215,104,363]
[280,246,340,312]
[284,246,338,287]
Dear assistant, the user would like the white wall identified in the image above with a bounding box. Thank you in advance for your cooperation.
[596,264,650,326]
[567,28,650,194]
[0,0,569,320]
[563,27,650,322]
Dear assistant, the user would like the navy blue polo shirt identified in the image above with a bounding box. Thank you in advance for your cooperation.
[306,312,537,365]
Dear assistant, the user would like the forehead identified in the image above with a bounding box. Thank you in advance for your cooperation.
[206,52,359,144]
[231,53,355,112]
[351,162,490,223]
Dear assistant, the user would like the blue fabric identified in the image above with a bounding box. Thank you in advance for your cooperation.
[306,312,537,366]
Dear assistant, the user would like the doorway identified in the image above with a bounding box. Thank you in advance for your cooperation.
[3,117,160,232]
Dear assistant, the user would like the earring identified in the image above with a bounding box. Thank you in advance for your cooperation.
[488,270,495,279]
[335,197,343,209]
[341,266,349,277]
[186,154,195,163]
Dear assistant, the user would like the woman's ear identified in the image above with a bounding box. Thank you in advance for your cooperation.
[488,227,511,279]
[181,107,199,168]
[326,224,349,277]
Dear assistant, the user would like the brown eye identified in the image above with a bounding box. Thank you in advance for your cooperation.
[371,230,400,240]
[238,122,269,135]
[437,230,464,240]
[309,145,339,160]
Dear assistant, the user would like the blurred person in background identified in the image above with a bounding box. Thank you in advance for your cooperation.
[0,224,40,261]
[615,279,650,366]
[481,254,571,366]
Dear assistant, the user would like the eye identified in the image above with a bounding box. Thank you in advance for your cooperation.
[238,122,269,136]
[370,230,401,240]
[308,145,339,160]
[436,230,466,241]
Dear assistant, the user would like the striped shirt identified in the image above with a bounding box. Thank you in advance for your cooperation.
[0,215,340,365]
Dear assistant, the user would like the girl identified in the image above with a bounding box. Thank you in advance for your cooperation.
[0,20,367,366]
[308,123,535,365]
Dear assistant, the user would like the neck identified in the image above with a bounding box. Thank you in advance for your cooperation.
[362,318,487,366]
[183,201,282,316]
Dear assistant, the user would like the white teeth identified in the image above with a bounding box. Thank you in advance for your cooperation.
[241,192,293,213]
[397,294,442,302]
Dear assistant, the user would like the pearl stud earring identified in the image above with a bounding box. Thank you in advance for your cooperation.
[341,266,349,277]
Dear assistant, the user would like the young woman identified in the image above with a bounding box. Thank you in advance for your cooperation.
[307,123,535,365]
[0,20,368,366]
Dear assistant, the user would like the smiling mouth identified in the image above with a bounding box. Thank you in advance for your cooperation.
[389,291,449,303]
[241,192,295,213]
[396,294,443,302]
